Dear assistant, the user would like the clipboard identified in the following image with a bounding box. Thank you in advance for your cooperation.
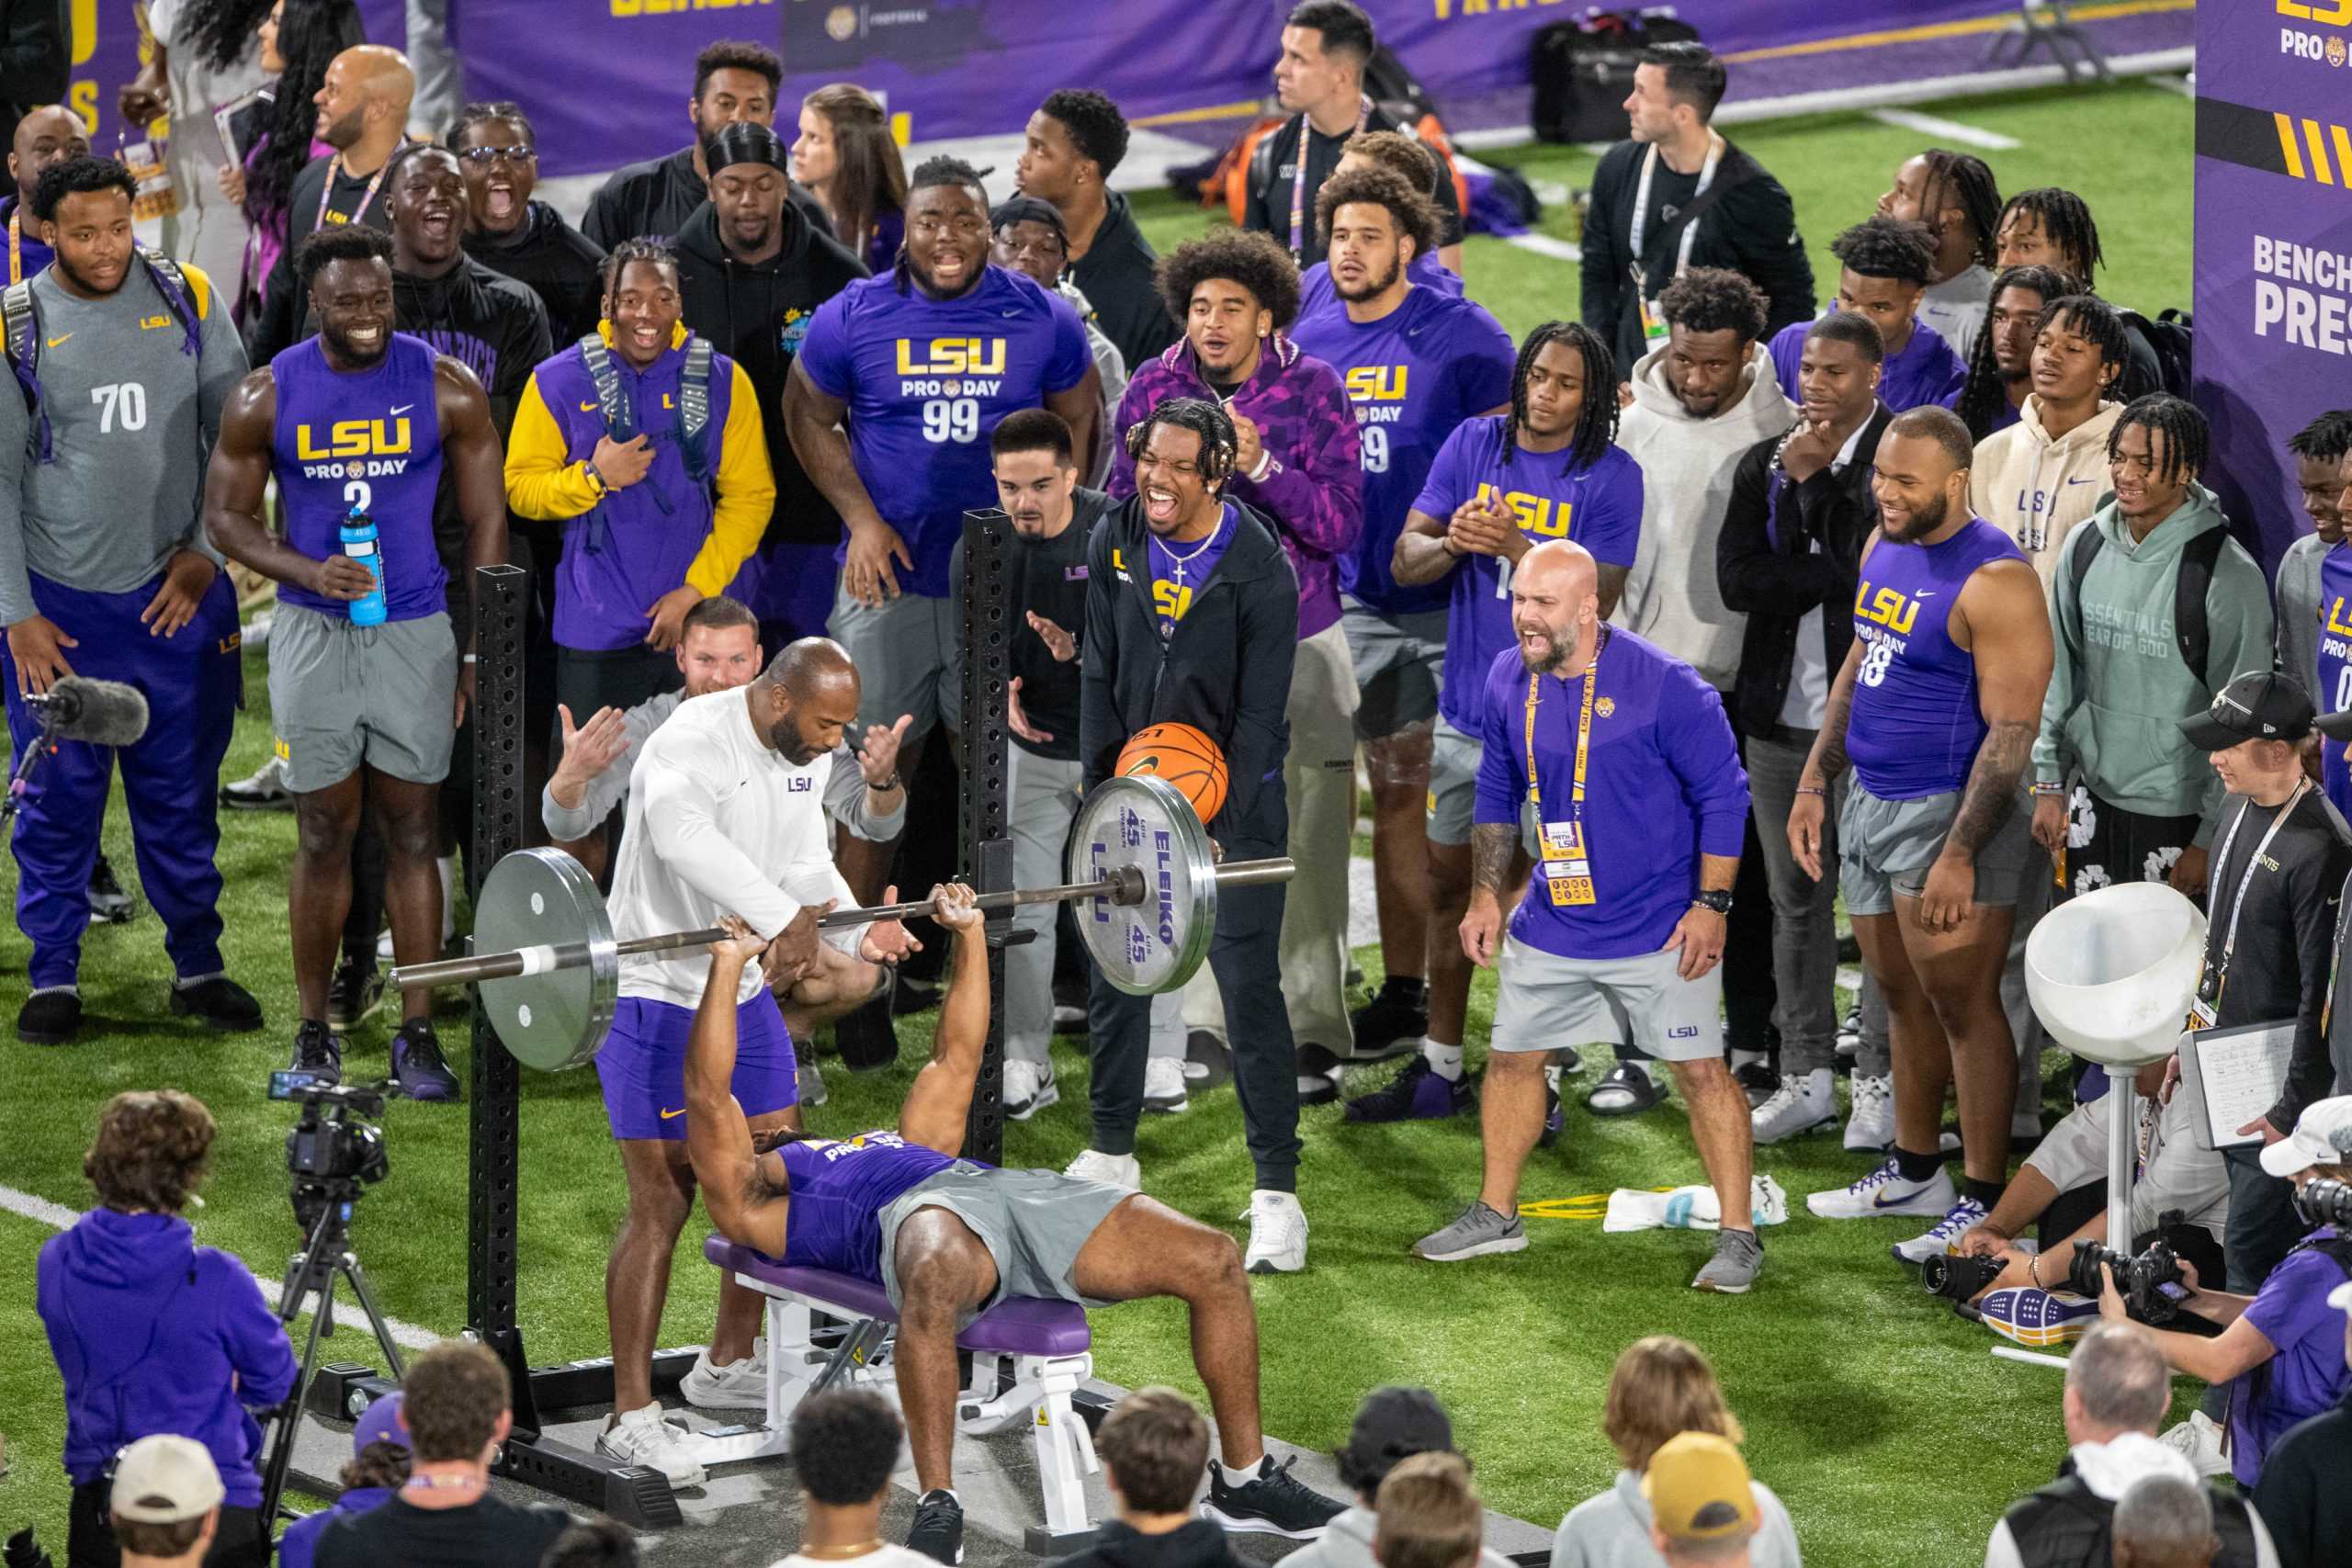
[2178,1021,2296,1151]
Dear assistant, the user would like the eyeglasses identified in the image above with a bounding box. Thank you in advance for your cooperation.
[457,145,536,165]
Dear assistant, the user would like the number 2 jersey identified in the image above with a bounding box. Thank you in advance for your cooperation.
[772,1130,963,1283]
[1846,517,2024,801]
[270,332,446,622]
[796,265,1091,598]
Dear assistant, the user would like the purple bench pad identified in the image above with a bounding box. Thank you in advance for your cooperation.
[706,1235,1093,1358]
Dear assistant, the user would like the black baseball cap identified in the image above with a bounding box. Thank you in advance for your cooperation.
[2316,700,2352,741]
[2178,670,2315,750]
[1335,1386,1456,1493]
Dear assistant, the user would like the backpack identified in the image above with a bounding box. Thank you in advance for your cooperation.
[1,244,205,462]
[573,327,715,530]
[2127,308,2193,398]
[1530,9,1702,145]
[2064,519,2229,689]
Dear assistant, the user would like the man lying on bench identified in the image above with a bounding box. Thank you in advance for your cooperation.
[684,885,1344,1564]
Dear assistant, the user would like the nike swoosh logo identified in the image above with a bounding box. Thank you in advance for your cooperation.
[2065,477,2095,485]
[44,333,70,347]
[580,401,600,412]
[660,1107,686,1120]
[1872,1188,1922,1209]
[1002,309,1020,317]
[390,403,414,415]
[1914,590,1937,599]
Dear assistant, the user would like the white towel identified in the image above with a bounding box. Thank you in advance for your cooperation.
[1602,1174,1789,1232]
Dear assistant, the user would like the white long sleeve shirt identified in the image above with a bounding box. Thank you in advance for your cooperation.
[609,687,859,1008]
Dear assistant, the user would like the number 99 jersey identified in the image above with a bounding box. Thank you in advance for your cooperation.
[269,333,447,623]
[796,265,1092,599]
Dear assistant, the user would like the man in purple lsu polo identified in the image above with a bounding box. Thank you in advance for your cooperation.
[1791,405,2053,1258]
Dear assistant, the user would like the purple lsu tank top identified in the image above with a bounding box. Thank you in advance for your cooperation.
[270,333,446,622]
[775,1132,963,1284]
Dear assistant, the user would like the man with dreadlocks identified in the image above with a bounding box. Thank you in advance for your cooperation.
[2273,411,2352,737]
[2031,394,2267,918]
[1875,150,2002,359]
[1107,228,1363,1117]
[1995,187,2167,400]
[1970,292,2131,578]
[1953,264,2077,442]
[1388,321,1643,1129]
[785,154,1097,907]
[1768,218,1964,416]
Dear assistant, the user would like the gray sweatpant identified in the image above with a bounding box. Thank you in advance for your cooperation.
[1006,748,1082,1067]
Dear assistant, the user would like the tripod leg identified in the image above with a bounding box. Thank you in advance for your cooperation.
[258,1269,342,1529]
[338,1253,410,1382]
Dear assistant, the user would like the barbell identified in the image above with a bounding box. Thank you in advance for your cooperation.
[387,773,1293,1071]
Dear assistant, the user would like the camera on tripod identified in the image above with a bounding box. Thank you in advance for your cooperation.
[269,1070,389,1228]
[2068,1231,2189,1325]
[2296,1178,2352,1227]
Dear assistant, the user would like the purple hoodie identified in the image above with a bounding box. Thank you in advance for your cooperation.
[278,1487,394,1568]
[1110,333,1363,639]
[37,1209,299,1505]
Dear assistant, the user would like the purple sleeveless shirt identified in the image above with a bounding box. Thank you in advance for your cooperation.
[775,1132,964,1283]
[1847,516,2026,801]
[270,333,446,622]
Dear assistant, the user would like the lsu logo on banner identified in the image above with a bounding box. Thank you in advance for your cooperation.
[609,0,772,15]
[1473,481,1573,539]
[895,337,1005,376]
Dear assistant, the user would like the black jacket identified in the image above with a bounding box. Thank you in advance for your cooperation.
[673,197,868,548]
[2252,1394,2352,1568]
[1579,138,1815,378]
[462,200,606,346]
[949,490,1114,762]
[1046,1518,1250,1568]
[1080,497,1297,849]
[1715,403,1889,739]
[1996,1458,2265,1568]
[581,145,833,252]
[248,151,404,364]
[1242,104,1464,269]
[2205,789,2352,1129]
[1068,190,1178,373]
[0,1,65,200]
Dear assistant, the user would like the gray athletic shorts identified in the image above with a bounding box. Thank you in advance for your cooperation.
[876,1162,1132,1315]
[1492,938,1723,1061]
[828,584,959,743]
[1427,714,1481,846]
[267,604,457,794]
[1343,598,1445,741]
[1838,779,2032,918]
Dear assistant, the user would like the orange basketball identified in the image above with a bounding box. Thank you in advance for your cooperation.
[1116,723,1229,824]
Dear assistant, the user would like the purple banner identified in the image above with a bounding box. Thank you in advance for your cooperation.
[2189,0,2352,572]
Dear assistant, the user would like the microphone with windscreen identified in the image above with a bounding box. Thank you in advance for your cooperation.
[28,676,150,747]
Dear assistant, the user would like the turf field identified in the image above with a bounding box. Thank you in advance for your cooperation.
[1,74,2199,1565]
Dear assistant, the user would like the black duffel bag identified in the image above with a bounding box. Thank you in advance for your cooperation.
[1530,8,1702,144]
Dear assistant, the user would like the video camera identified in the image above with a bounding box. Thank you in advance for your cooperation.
[269,1071,389,1231]
[2068,1230,2189,1325]
[2296,1178,2352,1227]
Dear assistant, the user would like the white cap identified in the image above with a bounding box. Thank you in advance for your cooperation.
[109,1436,223,1524]
[2328,1280,2352,1314]
[2259,1094,2352,1178]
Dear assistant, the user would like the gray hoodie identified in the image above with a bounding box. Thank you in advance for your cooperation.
[1283,1505,1518,1568]
[1551,1470,1803,1568]
[1614,340,1797,691]
[2275,530,2328,704]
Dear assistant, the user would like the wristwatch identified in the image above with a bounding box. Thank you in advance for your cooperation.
[1690,889,1734,915]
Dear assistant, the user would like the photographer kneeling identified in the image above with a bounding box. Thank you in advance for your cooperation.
[2098,1097,2352,1489]
[36,1092,297,1568]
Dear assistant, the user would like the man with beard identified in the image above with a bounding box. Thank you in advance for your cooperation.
[453,102,605,345]
[1793,406,2053,1258]
[1873,150,2002,359]
[323,141,553,1034]
[204,224,509,1098]
[591,635,918,1488]
[1295,131,1462,320]
[1287,167,1512,1089]
[1952,264,2078,443]
[1109,230,1362,1109]
[941,410,1114,1120]
[989,196,1125,487]
[0,157,259,1046]
[1969,291,2130,579]
[1013,88,1177,372]
[0,105,85,284]
[247,44,414,363]
[784,156,1096,904]
[1409,540,1759,1294]
[580,40,832,254]
[673,123,867,652]
[1389,322,1643,1128]
[1075,397,1314,1273]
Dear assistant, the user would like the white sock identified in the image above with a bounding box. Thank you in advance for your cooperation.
[1422,1039,1464,1081]
[1216,1458,1264,1486]
[1544,1063,1562,1091]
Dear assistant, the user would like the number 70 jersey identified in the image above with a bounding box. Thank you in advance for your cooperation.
[795,265,1092,599]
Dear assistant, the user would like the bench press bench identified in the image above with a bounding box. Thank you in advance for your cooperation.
[681,1236,1102,1551]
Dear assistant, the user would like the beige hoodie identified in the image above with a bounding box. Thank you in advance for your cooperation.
[1970,396,2125,582]
[1613,340,1797,691]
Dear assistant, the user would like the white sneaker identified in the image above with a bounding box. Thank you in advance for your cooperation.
[1845,1074,1894,1152]
[598,1402,707,1486]
[1752,1069,1836,1144]
[2013,1104,2043,1144]
[1243,1190,1306,1274]
[679,1338,768,1408]
[1144,1055,1189,1113]
[1063,1148,1140,1190]
[1892,1197,1989,1264]
[1806,1156,1955,1220]
[2159,1412,2233,1479]
[798,1057,828,1108]
[1003,1058,1057,1119]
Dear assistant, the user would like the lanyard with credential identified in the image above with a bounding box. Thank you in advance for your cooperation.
[1626,132,1723,273]
[2196,782,2309,1013]
[1287,96,1372,263]
[6,209,18,285]
[314,140,407,236]
[1525,628,1607,908]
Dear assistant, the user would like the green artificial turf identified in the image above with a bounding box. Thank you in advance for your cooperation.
[0,73,2202,1564]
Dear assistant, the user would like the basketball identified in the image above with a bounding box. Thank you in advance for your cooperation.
[1115,723,1228,825]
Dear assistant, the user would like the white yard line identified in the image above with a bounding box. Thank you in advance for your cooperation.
[1865,107,2021,150]
[1502,232,1582,262]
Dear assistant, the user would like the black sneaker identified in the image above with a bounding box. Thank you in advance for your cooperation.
[1734,1059,1781,1109]
[17,987,83,1044]
[1539,1081,1564,1150]
[1295,1043,1343,1105]
[170,976,263,1032]
[1201,1454,1346,1540]
[833,990,901,1072]
[391,1021,460,1101]
[87,853,134,923]
[906,1488,964,1564]
[326,956,383,1031]
[1348,979,1427,1058]
[290,1020,343,1084]
[1344,1055,1473,1122]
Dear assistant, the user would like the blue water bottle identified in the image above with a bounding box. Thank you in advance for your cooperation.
[340,503,388,627]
